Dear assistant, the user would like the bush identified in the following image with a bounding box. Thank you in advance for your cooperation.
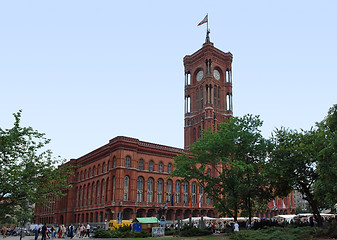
[179,227,212,237]
[164,228,177,236]
[93,228,114,238]
[93,228,150,238]
[228,226,314,240]
[314,219,337,239]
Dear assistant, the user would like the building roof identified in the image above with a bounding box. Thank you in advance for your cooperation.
[135,217,159,224]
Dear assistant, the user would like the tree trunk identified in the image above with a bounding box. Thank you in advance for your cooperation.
[248,195,252,224]
[303,188,322,227]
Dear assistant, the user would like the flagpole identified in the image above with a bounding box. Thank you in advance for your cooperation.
[206,14,210,43]
[206,13,209,34]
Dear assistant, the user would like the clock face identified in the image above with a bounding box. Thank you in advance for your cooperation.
[213,69,220,80]
[196,70,204,81]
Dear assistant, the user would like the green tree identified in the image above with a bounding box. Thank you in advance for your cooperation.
[172,114,271,223]
[0,110,74,222]
[268,127,324,226]
[315,104,337,209]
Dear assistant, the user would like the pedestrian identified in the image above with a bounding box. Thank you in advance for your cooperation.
[68,224,74,239]
[80,224,85,238]
[50,226,55,239]
[34,224,40,240]
[61,225,66,238]
[41,224,47,240]
[2,226,7,238]
[85,223,90,237]
[233,221,239,232]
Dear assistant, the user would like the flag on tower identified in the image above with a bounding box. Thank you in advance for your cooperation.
[197,14,208,26]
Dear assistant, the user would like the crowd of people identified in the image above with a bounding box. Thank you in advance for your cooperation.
[32,223,91,240]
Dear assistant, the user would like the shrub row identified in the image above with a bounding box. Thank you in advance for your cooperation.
[93,228,151,238]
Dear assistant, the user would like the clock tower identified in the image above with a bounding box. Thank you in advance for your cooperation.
[184,40,233,149]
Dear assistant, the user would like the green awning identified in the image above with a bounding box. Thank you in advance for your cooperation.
[135,217,159,224]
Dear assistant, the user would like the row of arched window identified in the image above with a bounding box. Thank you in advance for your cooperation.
[76,157,173,182]
[75,176,211,208]
[132,177,211,205]
[75,178,111,208]
[185,91,232,113]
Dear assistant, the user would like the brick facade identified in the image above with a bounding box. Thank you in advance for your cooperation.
[34,40,295,226]
[35,137,216,225]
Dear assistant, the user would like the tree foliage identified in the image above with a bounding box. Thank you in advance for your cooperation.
[0,110,75,222]
[314,104,337,208]
[267,104,337,226]
[268,127,323,225]
[172,114,271,222]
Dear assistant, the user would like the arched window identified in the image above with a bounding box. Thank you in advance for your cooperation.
[92,183,95,205]
[83,185,87,206]
[124,176,129,201]
[84,169,87,179]
[218,86,221,108]
[226,69,230,83]
[138,159,144,171]
[166,180,172,202]
[101,179,105,203]
[192,182,197,204]
[214,85,217,107]
[147,178,153,203]
[196,88,199,110]
[198,126,202,138]
[79,186,82,207]
[97,164,101,175]
[87,183,91,206]
[96,181,100,204]
[149,160,154,172]
[185,96,191,113]
[75,187,78,207]
[167,163,172,174]
[125,156,131,168]
[93,166,96,176]
[105,177,109,203]
[88,168,91,178]
[185,72,191,86]
[158,162,163,173]
[103,162,106,172]
[226,94,231,111]
[80,171,83,180]
[137,177,144,202]
[157,179,163,203]
[113,156,116,168]
[175,181,180,203]
[183,182,189,203]
[200,86,203,109]
[193,128,197,142]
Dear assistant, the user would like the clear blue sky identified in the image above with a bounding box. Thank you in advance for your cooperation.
[1,0,336,161]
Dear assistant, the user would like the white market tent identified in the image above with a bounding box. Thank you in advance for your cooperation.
[274,215,297,223]
[182,216,217,223]
[182,216,259,223]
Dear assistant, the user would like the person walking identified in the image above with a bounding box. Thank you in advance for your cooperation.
[233,221,239,232]
[41,224,47,240]
[68,224,74,239]
[85,223,90,238]
[34,224,40,240]
[2,226,7,238]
